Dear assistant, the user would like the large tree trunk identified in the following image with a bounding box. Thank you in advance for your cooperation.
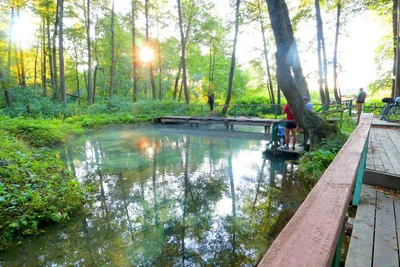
[317,35,325,105]
[258,0,274,104]
[84,0,93,105]
[41,21,47,96]
[59,0,66,104]
[17,9,26,87]
[131,0,138,102]
[109,0,115,99]
[15,43,22,86]
[221,0,241,114]
[265,0,335,144]
[333,1,341,104]
[145,0,157,101]
[316,0,330,106]
[177,0,189,104]
[5,7,14,107]
[52,0,60,101]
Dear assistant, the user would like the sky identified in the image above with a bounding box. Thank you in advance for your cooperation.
[10,0,389,95]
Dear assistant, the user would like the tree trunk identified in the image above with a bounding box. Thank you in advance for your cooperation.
[315,0,325,106]
[393,0,400,97]
[15,43,22,86]
[158,40,162,100]
[177,0,189,104]
[5,7,14,107]
[41,21,47,96]
[221,0,241,114]
[173,59,182,100]
[110,0,115,99]
[73,36,81,105]
[145,0,157,101]
[265,0,335,144]
[258,0,274,104]
[46,17,54,97]
[17,9,26,87]
[84,0,93,105]
[34,32,39,86]
[59,0,66,104]
[131,0,138,102]
[333,1,341,104]
[52,0,60,101]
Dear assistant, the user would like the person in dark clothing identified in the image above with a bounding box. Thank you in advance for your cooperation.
[208,93,215,116]
[355,88,367,115]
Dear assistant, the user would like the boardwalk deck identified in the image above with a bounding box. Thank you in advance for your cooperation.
[346,185,400,267]
[364,126,400,189]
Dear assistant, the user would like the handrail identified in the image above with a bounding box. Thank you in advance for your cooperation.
[258,114,373,267]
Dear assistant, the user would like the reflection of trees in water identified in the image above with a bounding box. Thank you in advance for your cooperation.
[1,128,310,266]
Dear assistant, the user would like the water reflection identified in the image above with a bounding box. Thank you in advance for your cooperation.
[0,125,309,266]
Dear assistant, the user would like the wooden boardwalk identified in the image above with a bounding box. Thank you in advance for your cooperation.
[346,185,400,267]
[366,127,400,175]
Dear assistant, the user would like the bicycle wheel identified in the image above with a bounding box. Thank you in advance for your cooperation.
[383,105,400,122]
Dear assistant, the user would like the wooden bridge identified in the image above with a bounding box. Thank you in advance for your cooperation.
[153,116,281,132]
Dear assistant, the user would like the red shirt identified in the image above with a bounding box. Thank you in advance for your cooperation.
[283,104,295,121]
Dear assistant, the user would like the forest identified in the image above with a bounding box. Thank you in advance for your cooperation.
[0,0,398,259]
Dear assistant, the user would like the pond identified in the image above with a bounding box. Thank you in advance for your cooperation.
[0,124,310,266]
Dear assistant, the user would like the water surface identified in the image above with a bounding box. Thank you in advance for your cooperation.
[0,125,309,266]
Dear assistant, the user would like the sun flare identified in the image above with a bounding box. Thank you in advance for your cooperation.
[139,47,154,63]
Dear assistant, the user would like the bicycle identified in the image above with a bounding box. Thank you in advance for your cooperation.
[380,96,400,122]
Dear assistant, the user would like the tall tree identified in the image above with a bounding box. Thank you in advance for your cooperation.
[17,9,26,87]
[131,0,138,102]
[257,0,274,104]
[84,0,93,105]
[177,0,189,104]
[52,0,60,100]
[109,0,115,99]
[333,0,341,104]
[316,0,330,106]
[221,0,241,114]
[393,0,400,97]
[145,0,157,101]
[59,0,66,104]
[265,0,335,144]
[5,7,14,107]
[41,20,47,96]
[315,0,329,106]
[46,5,55,98]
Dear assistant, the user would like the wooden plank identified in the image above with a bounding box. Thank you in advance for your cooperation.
[345,185,376,267]
[373,191,398,267]
[379,128,400,175]
[370,128,387,172]
[258,114,373,267]
[387,129,400,174]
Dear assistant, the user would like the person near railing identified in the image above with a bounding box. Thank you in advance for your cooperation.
[207,93,215,116]
[282,103,297,150]
[303,96,314,112]
[354,88,367,125]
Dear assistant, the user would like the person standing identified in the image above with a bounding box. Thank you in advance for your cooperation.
[355,88,367,125]
[303,96,314,112]
[282,103,297,150]
[208,93,215,116]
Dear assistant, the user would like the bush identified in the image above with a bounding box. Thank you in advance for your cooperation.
[0,131,85,245]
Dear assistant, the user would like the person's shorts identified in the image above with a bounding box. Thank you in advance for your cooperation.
[285,122,297,129]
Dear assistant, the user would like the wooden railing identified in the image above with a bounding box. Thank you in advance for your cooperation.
[258,114,373,267]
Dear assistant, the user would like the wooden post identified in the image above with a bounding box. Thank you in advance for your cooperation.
[352,133,369,206]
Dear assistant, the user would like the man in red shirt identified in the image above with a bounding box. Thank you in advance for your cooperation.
[282,103,297,150]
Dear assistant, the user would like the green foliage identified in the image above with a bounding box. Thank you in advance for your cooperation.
[298,139,344,186]
[0,130,85,245]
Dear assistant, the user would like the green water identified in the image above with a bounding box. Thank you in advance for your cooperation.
[0,125,309,266]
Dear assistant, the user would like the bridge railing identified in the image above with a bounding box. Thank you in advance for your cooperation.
[257,113,373,267]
